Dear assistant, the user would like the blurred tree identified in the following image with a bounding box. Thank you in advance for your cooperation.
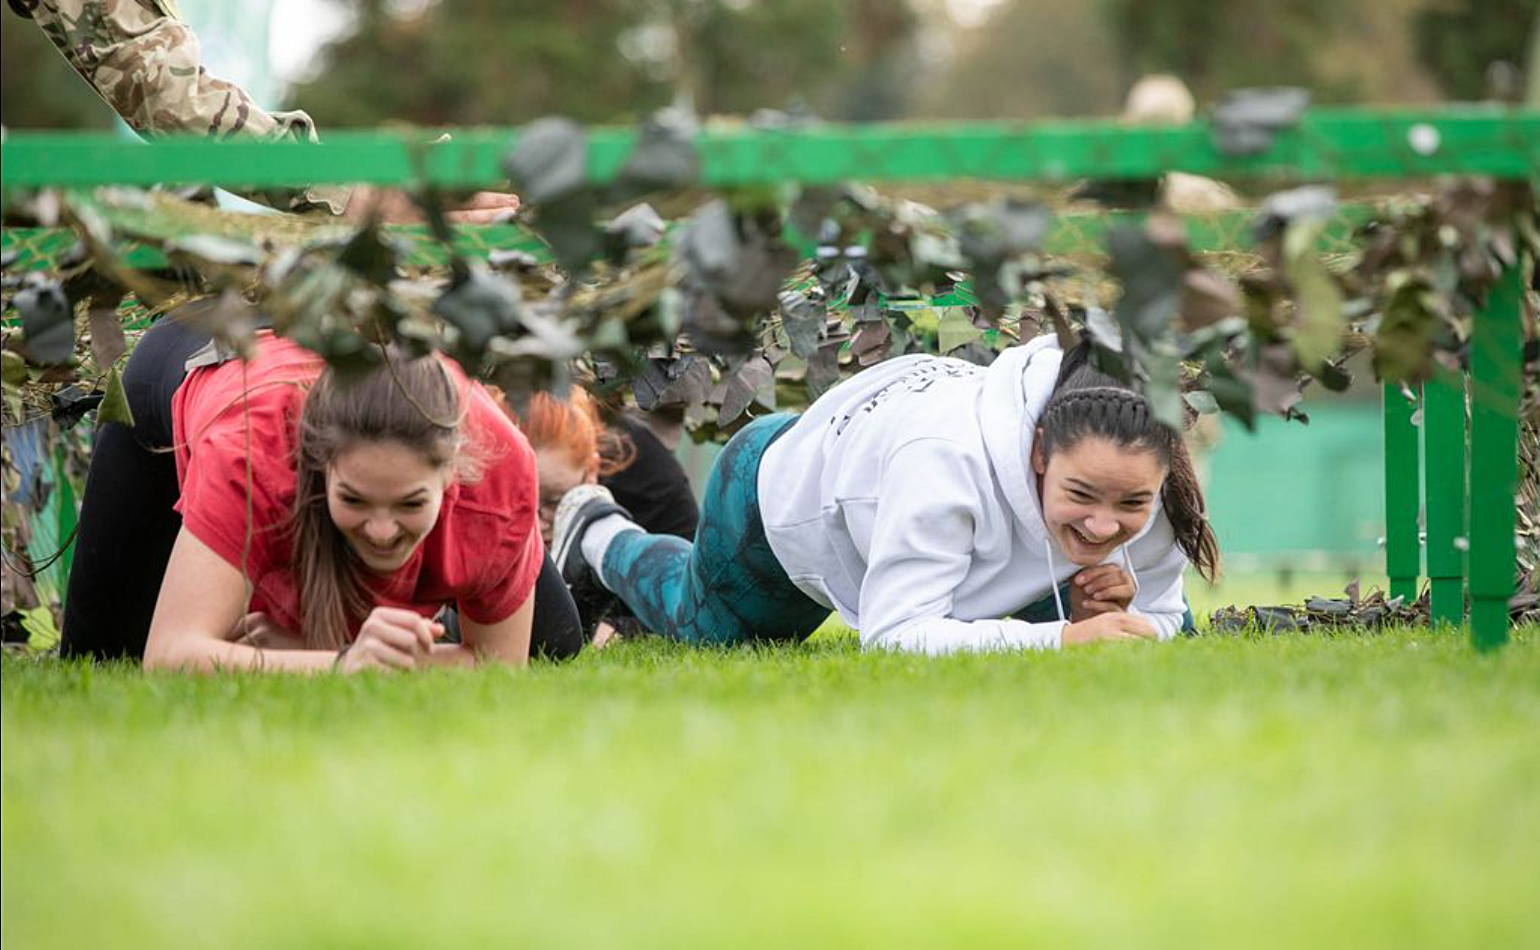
[680,0,916,119]
[288,0,918,127]
[1530,10,1540,104]
[1310,0,1442,104]
[1414,0,1537,99]
[287,0,660,126]
[915,1,1123,119]
[916,0,1443,123]
[1103,0,1365,102]
[1,6,116,129]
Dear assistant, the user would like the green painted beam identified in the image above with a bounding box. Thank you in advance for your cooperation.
[1423,369,1466,625]
[1,109,1535,190]
[1466,261,1524,651]
[1383,383,1423,602]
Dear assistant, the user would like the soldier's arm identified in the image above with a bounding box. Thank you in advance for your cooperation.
[20,0,348,213]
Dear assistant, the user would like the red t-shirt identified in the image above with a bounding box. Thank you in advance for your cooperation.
[171,333,543,637]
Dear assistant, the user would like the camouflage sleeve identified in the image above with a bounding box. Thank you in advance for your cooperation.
[19,0,350,214]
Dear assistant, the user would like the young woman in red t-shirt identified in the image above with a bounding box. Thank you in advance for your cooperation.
[60,313,581,671]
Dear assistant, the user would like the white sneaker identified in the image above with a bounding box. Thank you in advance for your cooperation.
[549,484,638,638]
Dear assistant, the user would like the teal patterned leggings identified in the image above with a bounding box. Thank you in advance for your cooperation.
[600,414,829,645]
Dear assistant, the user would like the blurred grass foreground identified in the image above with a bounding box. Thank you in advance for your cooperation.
[3,627,1538,948]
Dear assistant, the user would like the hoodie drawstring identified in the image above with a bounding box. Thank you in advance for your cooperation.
[1044,538,1067,623]
[1120,544,1141,600]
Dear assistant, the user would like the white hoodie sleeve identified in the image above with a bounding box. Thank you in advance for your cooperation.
[857,439,1066,655]
[1125,513,1191,641]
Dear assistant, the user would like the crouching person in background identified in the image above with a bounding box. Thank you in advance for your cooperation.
[513,388,699,643]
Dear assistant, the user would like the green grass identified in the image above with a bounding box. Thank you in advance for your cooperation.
[4,627,1538,948]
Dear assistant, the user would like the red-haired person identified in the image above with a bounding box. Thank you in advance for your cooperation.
[511,388,699,640]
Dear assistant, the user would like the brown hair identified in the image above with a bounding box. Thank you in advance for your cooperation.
[290,352,469,649]
[1038,342,1221,582]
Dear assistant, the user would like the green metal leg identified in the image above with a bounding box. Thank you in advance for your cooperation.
[1383,383,1422,603]
[1467,260,1524,652]
[1423,368,1466,626]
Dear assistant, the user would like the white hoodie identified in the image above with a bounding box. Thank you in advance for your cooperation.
[757,335,1191,654]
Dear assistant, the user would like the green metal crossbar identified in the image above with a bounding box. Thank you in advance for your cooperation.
[1,108,1535,649]
[1,109,1536,190]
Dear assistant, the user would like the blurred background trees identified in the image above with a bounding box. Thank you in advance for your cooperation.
[5,0,1536,130]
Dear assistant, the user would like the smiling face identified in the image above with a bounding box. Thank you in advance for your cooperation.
[534,445,599,545]
[325,440,451,574]
[1033,433,1167,566]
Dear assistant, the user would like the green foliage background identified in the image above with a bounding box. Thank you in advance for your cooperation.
[4,0,1536,131]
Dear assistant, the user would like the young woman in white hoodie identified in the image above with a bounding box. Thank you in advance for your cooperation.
[550,335,1218,654]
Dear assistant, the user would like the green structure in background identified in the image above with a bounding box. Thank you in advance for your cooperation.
[1206,402,1387,569]
[1,108,1535,650]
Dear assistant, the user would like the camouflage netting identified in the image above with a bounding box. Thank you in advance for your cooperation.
[3,126,1537,635]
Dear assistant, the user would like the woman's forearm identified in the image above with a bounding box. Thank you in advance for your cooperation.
[144,637,339,674]
[425,643,478,667]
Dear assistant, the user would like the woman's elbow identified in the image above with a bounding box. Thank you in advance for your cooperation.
[142,634,199,671]
[141,640,178,671]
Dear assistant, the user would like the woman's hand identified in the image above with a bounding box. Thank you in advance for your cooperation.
[337,607,445,673]
[1062,611,1156,645]
[1070,564,1136,621]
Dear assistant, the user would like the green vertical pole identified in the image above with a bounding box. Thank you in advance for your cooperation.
[1384,383,1422,602]
[1423,368,1467,626]
[1466,260,1524,652]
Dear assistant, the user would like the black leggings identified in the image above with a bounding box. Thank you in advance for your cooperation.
[60,315,584,662]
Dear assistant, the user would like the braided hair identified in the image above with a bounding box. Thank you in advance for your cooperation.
[1037,342,1220,581]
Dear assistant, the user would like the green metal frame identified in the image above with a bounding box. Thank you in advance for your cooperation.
[1423,369,1466,626]
[1,107,1535,649]
[1383,383,1422,603]
[1,110,1536,189]
[1467,264,1526,651]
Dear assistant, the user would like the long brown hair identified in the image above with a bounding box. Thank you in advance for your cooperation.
[1037,342,1221,582]
[290,351,468,649]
